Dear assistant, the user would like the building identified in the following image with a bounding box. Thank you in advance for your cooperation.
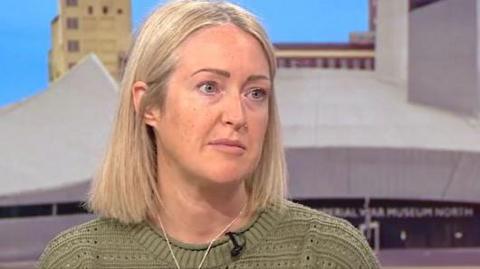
[348,0,377,45]
[409,0,480,115]
[277,0,377,71]
[286,1,480,264]
[48,0,132,81]
[275,43,375,70]
[370,0,378,32]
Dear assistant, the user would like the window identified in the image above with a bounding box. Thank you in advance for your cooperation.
[0,202,88,219]
[66,17,78,29]
[67,40,80,52]
[0,204,51,218]
[117,8,123,14]
[359,58,366,70]
[352,58,361,69]
[66,0,78,7]
[103,6,109,14]
[294,58,315,68]
[347,58,354,69]
[328,58,336,68]
[365,58,373,70]
[322,58,329,68]
[57,202,88,215]
[88,6,93,15]
[334,58,341,69]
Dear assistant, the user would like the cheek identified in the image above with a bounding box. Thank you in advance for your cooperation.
[249,109,269,146]
[259,115,269,139]
[159,99,192,146]
[173,103,213,146]
[246,113,269,173]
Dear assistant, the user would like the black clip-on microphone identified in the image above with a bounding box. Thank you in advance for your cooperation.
[225,231,244,257]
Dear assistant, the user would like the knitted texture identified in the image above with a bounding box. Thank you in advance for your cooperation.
[39,200,380,268]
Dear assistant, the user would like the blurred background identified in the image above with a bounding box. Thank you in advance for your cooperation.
[1,0,480,268]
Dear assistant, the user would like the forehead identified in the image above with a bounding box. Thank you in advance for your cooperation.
[174,24,270,76]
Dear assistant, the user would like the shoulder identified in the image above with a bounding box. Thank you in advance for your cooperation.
[38,218,134,268]
[278,200,380,268]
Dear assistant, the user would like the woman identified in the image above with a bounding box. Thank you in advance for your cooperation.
[40,0,380,268]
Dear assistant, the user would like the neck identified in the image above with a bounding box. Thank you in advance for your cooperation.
[154,169,249,244]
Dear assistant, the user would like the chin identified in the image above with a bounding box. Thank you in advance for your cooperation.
[203,167,250,185]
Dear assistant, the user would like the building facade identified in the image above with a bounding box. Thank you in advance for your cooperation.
[277,0,377,71]
[49,0,132,81]
[275,43,375,70]
[408,0,480,115]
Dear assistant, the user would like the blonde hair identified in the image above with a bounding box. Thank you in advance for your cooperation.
[89,0,287,223]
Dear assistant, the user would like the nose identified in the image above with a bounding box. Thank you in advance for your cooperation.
[222,92,247,131]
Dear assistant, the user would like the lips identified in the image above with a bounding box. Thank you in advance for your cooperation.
[208,139,246,150]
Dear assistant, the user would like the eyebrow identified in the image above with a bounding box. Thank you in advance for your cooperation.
[191,68,270,82]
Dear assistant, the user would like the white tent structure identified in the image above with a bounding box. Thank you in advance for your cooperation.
[0,55,117,206]
[0,55,117,261]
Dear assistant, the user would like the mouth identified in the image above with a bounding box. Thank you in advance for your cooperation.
[208,139,247,154]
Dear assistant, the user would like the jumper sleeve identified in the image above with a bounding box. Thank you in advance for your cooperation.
[38,232,89,269]
[39,236,75,268]
[340,219,381,268]
[38,222,97,269]
[310,216,381,269]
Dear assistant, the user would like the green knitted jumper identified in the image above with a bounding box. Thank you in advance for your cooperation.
[39,200,380,268]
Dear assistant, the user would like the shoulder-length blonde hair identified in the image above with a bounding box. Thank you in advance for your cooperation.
[89,0,287,224]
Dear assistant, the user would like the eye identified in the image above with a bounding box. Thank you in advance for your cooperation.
[246,88,268,101]
[198,81,219,95]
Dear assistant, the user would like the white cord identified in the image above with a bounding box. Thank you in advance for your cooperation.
[157,205,246,269]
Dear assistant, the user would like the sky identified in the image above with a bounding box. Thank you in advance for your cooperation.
[0,0,367,107]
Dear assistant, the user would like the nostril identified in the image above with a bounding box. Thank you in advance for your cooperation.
[224,120,247,131]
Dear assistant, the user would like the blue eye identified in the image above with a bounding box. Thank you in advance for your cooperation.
[198,82,218,95]
[247,88,267,101]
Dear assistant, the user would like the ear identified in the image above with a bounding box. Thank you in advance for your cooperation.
[132,81,159,127]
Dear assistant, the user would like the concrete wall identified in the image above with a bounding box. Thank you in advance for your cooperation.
[375,0,409,86]
[287,147,480,203]
[408,0,480,115]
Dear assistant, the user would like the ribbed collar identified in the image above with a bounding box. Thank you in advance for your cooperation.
[127,201,286,268]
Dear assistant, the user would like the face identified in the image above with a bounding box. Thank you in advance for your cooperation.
[147,24,271,186]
